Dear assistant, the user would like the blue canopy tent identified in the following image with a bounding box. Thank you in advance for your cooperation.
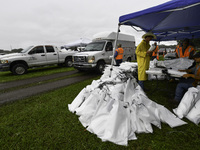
[119,0,200,41]
[110,0,200,76]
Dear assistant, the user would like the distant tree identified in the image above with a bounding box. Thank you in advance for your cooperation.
[158,44,177,49]
[11,48,23,53]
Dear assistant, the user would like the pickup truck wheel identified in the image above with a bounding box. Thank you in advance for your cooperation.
[11,64,27,75]
[65,58,73,67]
[96,61,105,74]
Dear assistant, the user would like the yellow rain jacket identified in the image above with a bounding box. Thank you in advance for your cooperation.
[136,40,151,81]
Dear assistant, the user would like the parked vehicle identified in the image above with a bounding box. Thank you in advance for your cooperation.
[72,31,136,73]
[0,45,77,75]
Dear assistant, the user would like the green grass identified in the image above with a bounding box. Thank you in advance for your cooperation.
[0,66,75,83]
[1,77,200,149]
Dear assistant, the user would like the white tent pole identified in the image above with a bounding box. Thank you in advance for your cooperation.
[109,24,120,77]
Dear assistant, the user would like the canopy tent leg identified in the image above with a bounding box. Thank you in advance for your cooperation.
[109,24,121,77]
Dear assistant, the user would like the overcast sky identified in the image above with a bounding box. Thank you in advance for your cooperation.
[0,0,176,50]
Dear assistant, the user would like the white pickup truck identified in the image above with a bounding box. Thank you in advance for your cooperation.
[0,45,77,75]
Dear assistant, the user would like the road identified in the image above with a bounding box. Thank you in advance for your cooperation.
[0,70,99,105]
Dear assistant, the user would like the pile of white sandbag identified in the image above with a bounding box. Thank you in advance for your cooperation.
[156,58,194,70]
[173,86,200,125]
[68,62,186,146]
[147,58,194,80]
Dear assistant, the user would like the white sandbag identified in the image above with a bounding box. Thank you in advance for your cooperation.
[167,69,187,78]
[110,83,126,101]
[87,96,115,136]
[186,99,200,125]
[68,62,187,146]
[68,88,88,113]
[185,87,200,125]
[163,58,194,70]
[100,100,130,146]
[139,92,187,128]
[173,87,199,119]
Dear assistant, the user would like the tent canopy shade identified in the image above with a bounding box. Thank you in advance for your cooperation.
[64,38,92,48]
[119,0,200,41]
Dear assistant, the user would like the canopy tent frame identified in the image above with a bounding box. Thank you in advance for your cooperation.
[109,24,121,77]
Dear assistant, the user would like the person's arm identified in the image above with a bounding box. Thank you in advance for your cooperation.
[114,51,118,58]
[179,69,192,73]
[182,66,199,79]
[189,49,195,59]
[182,73,195,79]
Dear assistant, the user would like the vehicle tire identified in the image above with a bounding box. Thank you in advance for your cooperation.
[127,57,131,62]
[11,64,27,75]
[65,58,73,67]
[96,61,105,74]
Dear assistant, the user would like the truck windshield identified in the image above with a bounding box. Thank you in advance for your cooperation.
[84,42,105,51]
[21,46,34,53]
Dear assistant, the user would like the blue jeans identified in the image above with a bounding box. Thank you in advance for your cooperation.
[138,80,144,90]
[174,82,193,102]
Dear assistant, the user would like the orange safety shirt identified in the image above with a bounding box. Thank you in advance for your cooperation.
[176,45,195,58]
[115,48,124,60]
[152,46,159,56]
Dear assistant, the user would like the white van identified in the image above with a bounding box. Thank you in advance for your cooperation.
[72,31,136,73]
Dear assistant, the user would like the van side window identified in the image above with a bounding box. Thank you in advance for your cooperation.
[105,42,113,51]
[46,46,55,53]
[29,46,44,54]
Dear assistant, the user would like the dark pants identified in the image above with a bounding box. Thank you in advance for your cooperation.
[151,56,157,60]
[115,59,122,66]
[174,79,194,102]
[138,80,144,90]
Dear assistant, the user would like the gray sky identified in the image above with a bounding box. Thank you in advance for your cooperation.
[0,0,176,50]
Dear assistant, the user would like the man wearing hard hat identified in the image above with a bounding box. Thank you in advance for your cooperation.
[136,32,156,90]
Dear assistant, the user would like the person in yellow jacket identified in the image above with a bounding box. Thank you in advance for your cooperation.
[151,42,159,60]
[175,38,195,59]
[114,44,124,66]
[136,32,156,90]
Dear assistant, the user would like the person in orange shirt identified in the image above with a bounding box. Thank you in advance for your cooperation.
[169,52,200,106]
[175,38,195,59]
[114,44,124,66]
[151,42,159,60]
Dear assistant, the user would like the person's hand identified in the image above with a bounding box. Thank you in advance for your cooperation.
[146,51,153,56]
[182,74,194,78]
[178,69,186,72]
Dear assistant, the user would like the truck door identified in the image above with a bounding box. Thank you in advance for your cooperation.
[28,46,47,66]
[104,42,113,64]
[45,46,58,64]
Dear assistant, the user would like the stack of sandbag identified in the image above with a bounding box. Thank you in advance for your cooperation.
[156,58,194,70]
[68,62,186,146]
[173,86,200,125]
[147,58,193,80]
[148,59,166,80]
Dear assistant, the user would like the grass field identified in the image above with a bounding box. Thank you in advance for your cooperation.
[0,65,75,83]
[0,61,200,149]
